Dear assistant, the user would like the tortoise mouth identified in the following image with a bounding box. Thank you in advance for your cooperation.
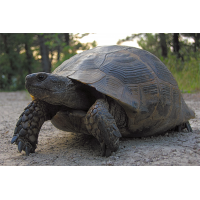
[27,86,53,100]
[28,85,52,92]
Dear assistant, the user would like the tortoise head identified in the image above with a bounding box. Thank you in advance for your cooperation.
[25,72,74,105]
[25,72,93,110]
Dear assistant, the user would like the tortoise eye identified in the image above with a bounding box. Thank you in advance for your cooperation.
[37,73,47,81]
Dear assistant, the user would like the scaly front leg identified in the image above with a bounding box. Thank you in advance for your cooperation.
[85,99,122,157]
[11,100,59,155]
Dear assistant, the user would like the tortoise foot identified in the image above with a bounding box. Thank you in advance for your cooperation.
[185,121,192,132]
[100,143,112,157]
[11,100,47,156]
[171,121,193,133]
[11,136,36,156]
[85,99,121,157]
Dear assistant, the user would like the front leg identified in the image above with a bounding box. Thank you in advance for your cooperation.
[11,100,59,155]
[85,99,122,157]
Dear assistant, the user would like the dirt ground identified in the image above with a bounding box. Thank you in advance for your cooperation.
[0,91,200,166]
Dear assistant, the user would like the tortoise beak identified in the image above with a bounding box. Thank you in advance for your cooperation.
[25,73,48,89]
[25,73,35,89]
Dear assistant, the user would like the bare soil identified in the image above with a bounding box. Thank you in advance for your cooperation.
[0,91,200,166]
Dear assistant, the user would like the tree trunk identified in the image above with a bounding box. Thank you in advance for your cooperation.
[57,45,60,61]
[194,33,200,52]
[57,34,61,61]
[38,34,51,73]
[24,33,33,74]
[159,33,168,58]
[64,33,70,45]
[173,33,184,61]
[173,33,180,55]
[1,34,14,84]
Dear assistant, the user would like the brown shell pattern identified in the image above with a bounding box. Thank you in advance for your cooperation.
[53,46,179,111]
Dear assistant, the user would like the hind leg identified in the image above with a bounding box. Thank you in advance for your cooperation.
[85,99,122,157]
[174,121,193,132]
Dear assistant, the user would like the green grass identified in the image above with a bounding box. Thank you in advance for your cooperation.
[162,55,200,93]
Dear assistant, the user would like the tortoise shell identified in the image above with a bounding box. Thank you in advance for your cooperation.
[53,45,195,136]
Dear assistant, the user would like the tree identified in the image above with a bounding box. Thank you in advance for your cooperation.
[0,33,97,90]
[159,33,168,58]
[173,33,180,58]
[38,34,51,73]
[1,34,14,84]
[24,33,34,74]
[64,33,70,45]
[181,33,200,52]
[0,34,24,89]
[137,33,162,58]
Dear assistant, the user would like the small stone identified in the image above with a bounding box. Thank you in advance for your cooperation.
[186,149,193,155]
[188,160,192,164]
[193,145,197,150]
[162,152,168,156]
[107,160,113,166]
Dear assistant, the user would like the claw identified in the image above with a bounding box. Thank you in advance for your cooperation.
[106,148,112,157]
[11,135,18,144]
[25,146,30,156]
[101,143,112,157]
[100,143,106,156]
[186,122,192,132]
[18,141,24,153]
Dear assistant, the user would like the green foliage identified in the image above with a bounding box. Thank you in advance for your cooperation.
[0,33,40,91]
[162,53,200,93]
[52,35,97,71]
[52,46,77,71]
[0,33,97,91]
[137,33,172,59]
[0,33,199,93]
[135,33,200,92]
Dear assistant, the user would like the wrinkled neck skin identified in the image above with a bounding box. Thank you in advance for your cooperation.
[25,72,95,111]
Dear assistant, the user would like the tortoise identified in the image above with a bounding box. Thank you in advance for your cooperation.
[11,45,195,157]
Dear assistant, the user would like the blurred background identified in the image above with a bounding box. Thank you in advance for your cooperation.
[0,33,199,92]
